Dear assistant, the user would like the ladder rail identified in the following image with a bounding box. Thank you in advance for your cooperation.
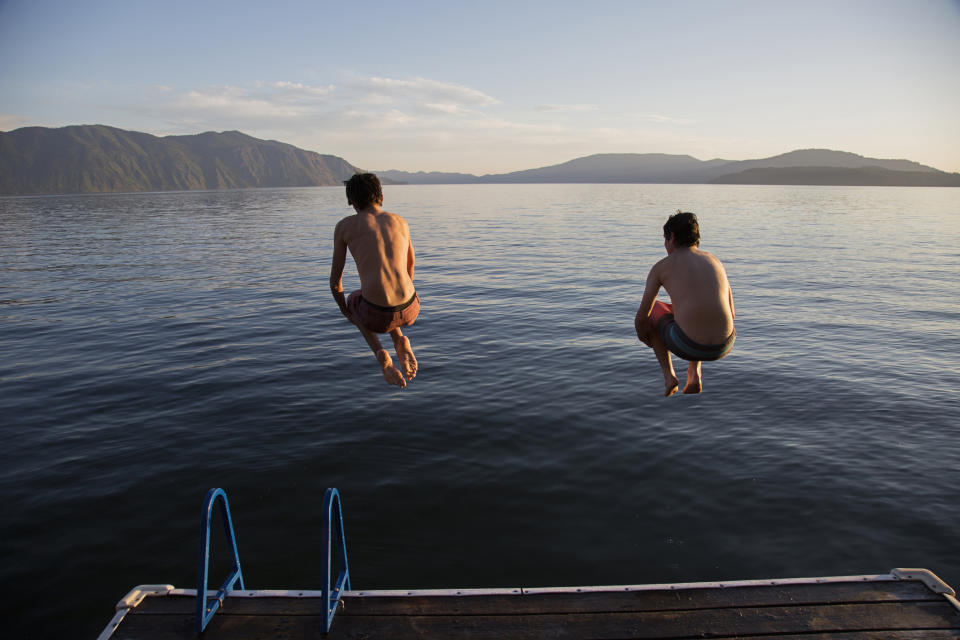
[195,487,245,633]
[321,487,351,633]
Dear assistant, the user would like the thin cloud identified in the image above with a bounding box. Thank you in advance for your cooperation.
[124,81,340,127]
[641,113,696,125]
[121,75,500,132]
[421,103,480,116]
[354,76,499,107]
[261,81,336,99]
[534,104,599,113]
[173,87,309,119]
[341,108,414,128]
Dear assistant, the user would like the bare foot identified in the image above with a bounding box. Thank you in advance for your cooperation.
[683,380,702,394]
[393,335,418,380]
[376,349,406,388]
[665,376,679,397]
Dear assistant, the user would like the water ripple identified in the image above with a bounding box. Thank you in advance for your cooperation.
[2,185,960,637]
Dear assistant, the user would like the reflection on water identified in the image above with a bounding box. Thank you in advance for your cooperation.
[2,184,960,638]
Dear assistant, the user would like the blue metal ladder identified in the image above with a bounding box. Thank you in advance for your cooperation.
[195,487,350,634]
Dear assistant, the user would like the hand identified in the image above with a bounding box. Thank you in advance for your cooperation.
[635,315,652,347]
[332,287,352,321]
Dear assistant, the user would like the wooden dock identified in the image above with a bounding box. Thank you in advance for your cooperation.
[100,569,960,639]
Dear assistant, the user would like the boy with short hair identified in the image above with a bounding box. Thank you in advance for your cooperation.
[635,211,735,396]
[331,173,419,387]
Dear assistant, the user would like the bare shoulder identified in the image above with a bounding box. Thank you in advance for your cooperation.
[697,249,728,270]
[384,210,409,224]
[334,215,357,239]
[382,210,411,234]
[698,248,721,261]
[655,253,676,270]
[648,254,671,279]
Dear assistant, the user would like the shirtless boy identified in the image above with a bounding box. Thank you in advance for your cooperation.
[635,211,735,396]
[331,173,419,388]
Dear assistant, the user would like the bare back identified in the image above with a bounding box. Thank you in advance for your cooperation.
[656,248,734,343]
[332,208,415,307]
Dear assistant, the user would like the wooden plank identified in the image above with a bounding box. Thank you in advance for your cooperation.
[338,582,942,616]
[114,601,960,640]
[129,594,327,616]
[325,603,960,639]
[106,612,323,640]
[128,581,941,617]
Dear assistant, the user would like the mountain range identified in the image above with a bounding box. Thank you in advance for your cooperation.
[1,125,958,196]
[0,125,367,195]
[378,149,960,186]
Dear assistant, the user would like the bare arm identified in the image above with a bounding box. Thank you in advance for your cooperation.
[330,221,352,320]
[634,260,664,346]
[406,237,415,281]
[728,284,735,320]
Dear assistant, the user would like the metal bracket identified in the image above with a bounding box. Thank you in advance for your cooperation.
[117,584,175,610]
[892,568,956,596]
[196,488,246,633]
[96,585,174,640]
[321,488,351,634]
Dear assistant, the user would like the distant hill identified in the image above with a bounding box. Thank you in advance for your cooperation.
[714,149,938,174]
[711,166,960,187]
[493,153,731,184]
[379,154,729,184]
[0,125,369,195]
[379,154,733,184]
[376,170,485,184]
[382,149,958,187]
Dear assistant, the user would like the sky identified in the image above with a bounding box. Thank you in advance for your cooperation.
[1,0,959,174]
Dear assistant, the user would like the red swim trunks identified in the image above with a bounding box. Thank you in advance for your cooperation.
[347,291,420,334]
[649,300,674,330]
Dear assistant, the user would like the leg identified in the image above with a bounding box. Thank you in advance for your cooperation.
[683,360,702,394]
[638,304,679,396]
[346,291,406,387]
[390,327,418,381]
[648,329,679,397]
[354,320,406,388]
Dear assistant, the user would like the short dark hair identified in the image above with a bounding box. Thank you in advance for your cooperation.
[663,210,700,247]
[344,173,383,208]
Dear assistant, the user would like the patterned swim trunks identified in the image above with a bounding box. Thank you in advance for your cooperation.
[347,291,420,334]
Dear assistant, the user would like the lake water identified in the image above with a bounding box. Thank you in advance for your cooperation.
[2,183,959,638]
